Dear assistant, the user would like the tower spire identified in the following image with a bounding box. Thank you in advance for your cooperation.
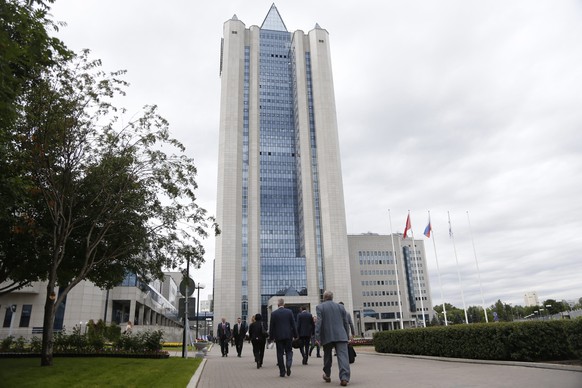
[260,3,287,31]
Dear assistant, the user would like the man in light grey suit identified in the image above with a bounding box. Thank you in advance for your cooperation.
[315,290,352,386]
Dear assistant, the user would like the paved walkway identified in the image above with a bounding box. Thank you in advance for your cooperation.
[186,344,582,388]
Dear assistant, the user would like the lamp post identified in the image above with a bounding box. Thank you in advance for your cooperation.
[195,283,205,341]
[545,305,552,320]
[182,259,190,358]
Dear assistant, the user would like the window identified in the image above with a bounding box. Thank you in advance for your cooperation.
[19,305,32,327]
[3,307,13,327]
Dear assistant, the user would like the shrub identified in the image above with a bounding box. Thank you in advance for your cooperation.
[142,330,164,352]
[565,318,582,359]
[114,330,164,353]
[0,323,167,358]
[13,336,26,352]
[374,319,581,362]
[105,323,121,342]
[30,336,42,353]
[1,336,15,352]
[53,329,68,352]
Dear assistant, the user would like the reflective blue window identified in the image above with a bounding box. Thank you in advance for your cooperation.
[257,29,306,312]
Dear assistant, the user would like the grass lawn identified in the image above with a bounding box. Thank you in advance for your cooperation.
[0,357,202,387]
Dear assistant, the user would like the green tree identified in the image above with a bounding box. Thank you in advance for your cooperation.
[434,303,466,325]
[490,299,510,322]
[542,299,568,315]
[5,50,217,366]
[0,0,71,295]
[0,0,70,128]
[467,305,485,323]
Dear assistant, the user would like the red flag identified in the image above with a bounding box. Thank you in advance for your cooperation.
[403,214,411,239]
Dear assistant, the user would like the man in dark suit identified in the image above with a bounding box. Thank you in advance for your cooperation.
[232,317,248,357]
[217,317,232,357]
[316,290,352,386]
[269,298,298,377]
[296,305,314,365]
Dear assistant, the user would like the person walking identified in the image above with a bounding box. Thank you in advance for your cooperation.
[309,316,321,358]
[248,314,256,343]
[269,298,298,378]
[217,317,232,357]
[339,302,355,336]
[296,305,314,365]
[233,317,248,357]
[316,290,352,386]
[248,313,267,368]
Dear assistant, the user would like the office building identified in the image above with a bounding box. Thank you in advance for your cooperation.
[214,5,352,323]
[348,233,433,334]
[524,291,539,307]
[0,275,182,341]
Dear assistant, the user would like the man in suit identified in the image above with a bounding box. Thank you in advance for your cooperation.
[269,298,298,377]
[316,290,352,387]
[296,305,314,365]
[217,317,231,357]
[232,317,248,357]
[339,301,356,336]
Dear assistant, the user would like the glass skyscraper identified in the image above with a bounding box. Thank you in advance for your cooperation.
[214,5,353,323]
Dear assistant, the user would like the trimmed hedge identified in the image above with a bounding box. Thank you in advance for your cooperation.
[374,318,582,362]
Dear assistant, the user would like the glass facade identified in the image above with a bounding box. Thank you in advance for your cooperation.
[255,28,307,317]
[219,6,347,323]
[402,246,417,312]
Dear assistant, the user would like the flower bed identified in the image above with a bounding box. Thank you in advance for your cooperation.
[350,338,373,346]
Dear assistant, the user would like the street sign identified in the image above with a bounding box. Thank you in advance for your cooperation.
[178,297,196,319]
[179,277,195,296]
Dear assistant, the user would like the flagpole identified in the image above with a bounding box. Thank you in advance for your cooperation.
[426,211,448,326]
[467,211,488,323]
[388,209,404,329]
[448,211,469,324]
[408,211,426,328]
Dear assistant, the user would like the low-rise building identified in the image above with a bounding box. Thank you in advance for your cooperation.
[348,233,433,336]
[0,274,183,341]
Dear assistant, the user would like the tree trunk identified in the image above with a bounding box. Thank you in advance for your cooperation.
[40,286,57,366]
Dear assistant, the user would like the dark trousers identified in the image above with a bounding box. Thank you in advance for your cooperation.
[251,338,266,365]
[275,339,293,376]
[299,336,311,361]
[219,337,229,355]
[235,337,245,356]
[309,338,320,357]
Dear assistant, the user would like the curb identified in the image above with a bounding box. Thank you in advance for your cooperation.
[187,357,207,387]
[362,351,582,373]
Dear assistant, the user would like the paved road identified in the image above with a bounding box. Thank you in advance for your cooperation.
[188,344,582,388]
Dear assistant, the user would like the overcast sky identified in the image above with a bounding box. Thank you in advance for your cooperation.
[50,1,582,308]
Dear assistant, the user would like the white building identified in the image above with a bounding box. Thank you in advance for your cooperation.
[348,233,434,335]
[214,5,352,323]
[0,274,183,341]
[524,291,539,307]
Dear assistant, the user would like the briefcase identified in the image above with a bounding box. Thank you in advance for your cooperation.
[348,344,356,364]
[292,338,303,349]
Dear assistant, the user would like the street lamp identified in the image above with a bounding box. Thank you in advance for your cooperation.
[545,305,552,319]
[195,282,205,341]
